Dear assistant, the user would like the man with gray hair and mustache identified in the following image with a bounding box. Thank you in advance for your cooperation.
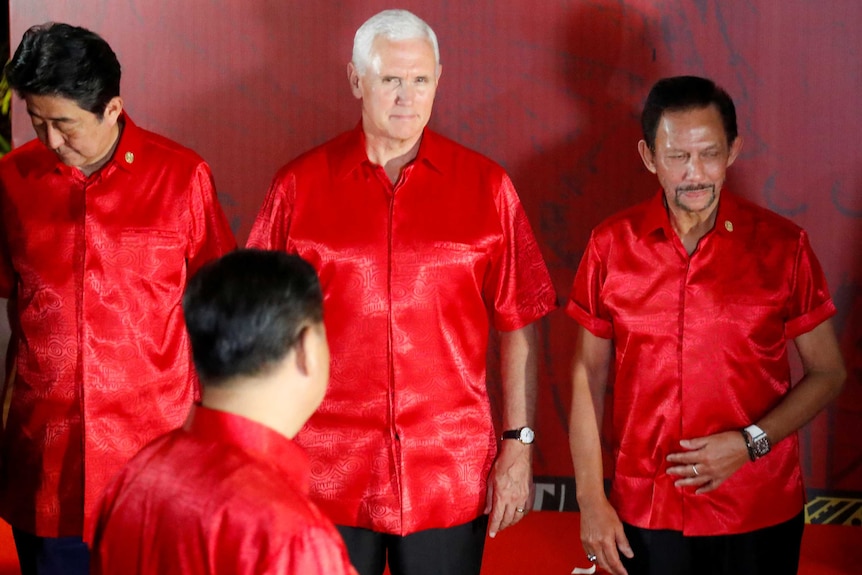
[248,8,556,575]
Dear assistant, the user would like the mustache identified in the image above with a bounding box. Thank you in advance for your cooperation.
[676,184,714,194]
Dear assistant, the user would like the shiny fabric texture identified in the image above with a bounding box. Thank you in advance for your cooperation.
[566,191,835,536]
[92,405,357,575]
[0,114,236,539]
[248,125,557,536]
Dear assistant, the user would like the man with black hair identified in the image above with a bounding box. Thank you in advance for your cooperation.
[0,23,235,574]
[92,249,357,575]
[566,75,846,575]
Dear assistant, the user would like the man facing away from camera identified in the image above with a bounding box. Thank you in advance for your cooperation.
[92,249,357,575]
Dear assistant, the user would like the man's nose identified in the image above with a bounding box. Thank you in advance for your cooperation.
[396,82,415,103]
[686,156,707,181]
[44,125,64,150]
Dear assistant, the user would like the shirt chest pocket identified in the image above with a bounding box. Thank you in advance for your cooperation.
[101,230,187,309]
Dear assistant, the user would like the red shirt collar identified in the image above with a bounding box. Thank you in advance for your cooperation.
[49,111,142,179]
[636,188,746,244]
[183,404,310,493]
[330,122,445,180]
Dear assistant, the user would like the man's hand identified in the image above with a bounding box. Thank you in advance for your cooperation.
[666,430,750,493]
[579,495,633,575]
[485,442,532,538]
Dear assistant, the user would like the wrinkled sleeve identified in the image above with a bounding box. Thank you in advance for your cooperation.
[267,527,358,575]
[785,229,836,339]
[565,230,613,339]
[0,184,15,298]
[246,168,296,251]
[89,468,134,572]
[0,185,15,452]
[186,162,236,275]
[486,173,557,332]
[224,519,357,575]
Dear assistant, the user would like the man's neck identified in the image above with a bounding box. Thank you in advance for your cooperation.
[668,203,718,255]
[79,120,123,177]
[201,377,307,440]
[365,132,423,185]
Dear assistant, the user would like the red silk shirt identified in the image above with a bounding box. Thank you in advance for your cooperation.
[566,191,836,535]
[93,406,357,575]
[248,125,557,535]
[0,114,236,539]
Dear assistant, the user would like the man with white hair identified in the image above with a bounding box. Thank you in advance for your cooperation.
[248,9,556,575]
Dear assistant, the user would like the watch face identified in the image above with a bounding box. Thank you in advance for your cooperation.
[752,436,770,458]
[519,427,535,444]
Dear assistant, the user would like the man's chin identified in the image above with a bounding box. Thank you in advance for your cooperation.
[386,125,424,141]
[54,153,81,167]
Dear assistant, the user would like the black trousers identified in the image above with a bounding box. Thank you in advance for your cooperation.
[621,511,805,575]
[337,515,489,575]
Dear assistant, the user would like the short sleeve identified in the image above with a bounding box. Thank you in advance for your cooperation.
[785,230,836,339]
[246,167,296,251]
[186,162,236,275]
[565,230,613,339]
[486,173,557,331]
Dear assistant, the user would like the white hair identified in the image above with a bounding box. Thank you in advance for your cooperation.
[352,9,440,75]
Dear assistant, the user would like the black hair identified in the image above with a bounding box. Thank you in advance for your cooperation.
[5,22,121,117]
[182,249,324,386]
[641,75,737,150]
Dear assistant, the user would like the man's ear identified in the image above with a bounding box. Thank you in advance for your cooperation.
[726,136,743,168]
[294,324,328,378]
[103,96,123,125]
[294,326,311,376]
[347,62,363,100]
[637,140,658,174]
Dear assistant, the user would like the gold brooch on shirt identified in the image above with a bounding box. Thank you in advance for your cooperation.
[124,152,135,164]
[724,220,734,232]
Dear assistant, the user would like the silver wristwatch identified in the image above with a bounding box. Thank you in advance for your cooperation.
[743,424,771,460]
[501,426,535,445]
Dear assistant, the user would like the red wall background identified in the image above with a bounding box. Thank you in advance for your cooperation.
[8,1,862,492]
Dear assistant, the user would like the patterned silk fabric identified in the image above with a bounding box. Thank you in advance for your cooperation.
[93,406,358,575]
[248,125,557,536]
[0,114,236,538]
[567,191,836,535]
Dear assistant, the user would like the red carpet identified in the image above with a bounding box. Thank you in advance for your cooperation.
[2,513,860,574]
[480,512,862,574]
